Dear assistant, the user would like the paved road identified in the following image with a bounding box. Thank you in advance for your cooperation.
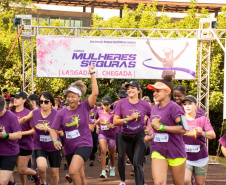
[14,156,226,185]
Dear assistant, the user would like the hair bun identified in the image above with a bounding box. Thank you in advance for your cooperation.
[163,75,173,83]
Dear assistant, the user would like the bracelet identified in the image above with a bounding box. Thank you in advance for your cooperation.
[204,131,207,137]
[90,72,95,75]
[3,133,9,139]
[161,125,165,132]
[124,118,127,123]
[53,140,58,144]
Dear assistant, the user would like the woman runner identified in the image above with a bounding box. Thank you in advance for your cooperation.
[114,81,151,185]
[94,97,116,178]
[146,76,187,185]
[50,65,98,185]
[182,95,216,185]
[19,91,61,185]
[11,92,40,185]
[0,96,22,185]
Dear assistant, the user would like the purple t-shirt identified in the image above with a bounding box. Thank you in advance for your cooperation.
[183,116,214,161]
[51,99,93,155]
[0,110,21,156]
[95,109,116,139]
[219,134,226,148]
[31,108,58,152]
[12,108,33,150]
[151,101,186,159]
[113,101,122,134]
[114,98,151,134]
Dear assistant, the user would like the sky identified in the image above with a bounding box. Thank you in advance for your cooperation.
[34,0,225,20]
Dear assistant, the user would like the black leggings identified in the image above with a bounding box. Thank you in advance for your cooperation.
[90,128,98,161]
[116,133,126,182]
[123,130,146,185]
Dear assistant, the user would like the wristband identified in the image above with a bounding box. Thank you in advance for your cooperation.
[161,125,165,132]
[204,131,207,137]
[3,133,9,139]
[90,72,95,75]
[124,118,127,123]
[53,140,58,144]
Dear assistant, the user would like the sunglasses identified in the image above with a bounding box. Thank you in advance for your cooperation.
[40,100,50,105]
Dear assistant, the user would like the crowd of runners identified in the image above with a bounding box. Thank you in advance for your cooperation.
[0,65,226,185]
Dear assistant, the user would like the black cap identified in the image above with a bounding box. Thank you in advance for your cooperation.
[28,94,39,101]
[182,95,197,104]
[15,92,27,99]
[0,96,5,111]
[102,97,112,105]
[125,81,141,89]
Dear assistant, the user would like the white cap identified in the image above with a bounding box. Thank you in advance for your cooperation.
[63,87,82,96]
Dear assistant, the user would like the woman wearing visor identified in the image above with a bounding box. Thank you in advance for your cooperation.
[146,76,186,185]
[182,95,215,185]
[114,81,151,185]
[50,65,98,185]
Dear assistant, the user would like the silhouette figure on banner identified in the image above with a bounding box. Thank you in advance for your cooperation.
[146,39,189,79]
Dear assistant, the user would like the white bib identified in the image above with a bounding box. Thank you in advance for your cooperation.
[185,144,200,153]
[40,135,52,142]
[154,133,169,142]
[91,119,95,123]
[65,130,80,139]
[101,125,109,130]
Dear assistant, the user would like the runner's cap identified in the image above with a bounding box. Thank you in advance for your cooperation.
[182,95,197,104]
[125,81,141,89]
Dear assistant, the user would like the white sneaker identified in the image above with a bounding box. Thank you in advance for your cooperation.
[100,170,107,178]
[119,182,126,185]
[110,166,115,176]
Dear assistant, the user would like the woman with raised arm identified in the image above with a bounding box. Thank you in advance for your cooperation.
[0,96,22,185]
[146,75,186,185]
[182,95,216,185]
[11,92,40,185]
[113,81,151,185]
[50,65,98,185]
[19,91,61,185]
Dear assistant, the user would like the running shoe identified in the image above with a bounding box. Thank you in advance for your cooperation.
[89,160,94,166]
[65,173,72,183]
[110,166,115,177]
[118,182,126,185]
[130,170,135,177]
[105,165,109,172]
[100,170,107,178]
[33,170,40,185]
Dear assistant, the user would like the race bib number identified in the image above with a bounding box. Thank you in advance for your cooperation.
[154,133,169,142]
[185,144,200,153]
[101,125,109,130]
[65,130,80,139]
[40,135,52,142]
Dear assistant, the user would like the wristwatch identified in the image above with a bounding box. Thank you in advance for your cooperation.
[124,118,127,123]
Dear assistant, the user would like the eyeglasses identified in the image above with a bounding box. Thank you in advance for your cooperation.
[40,100,50,105]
